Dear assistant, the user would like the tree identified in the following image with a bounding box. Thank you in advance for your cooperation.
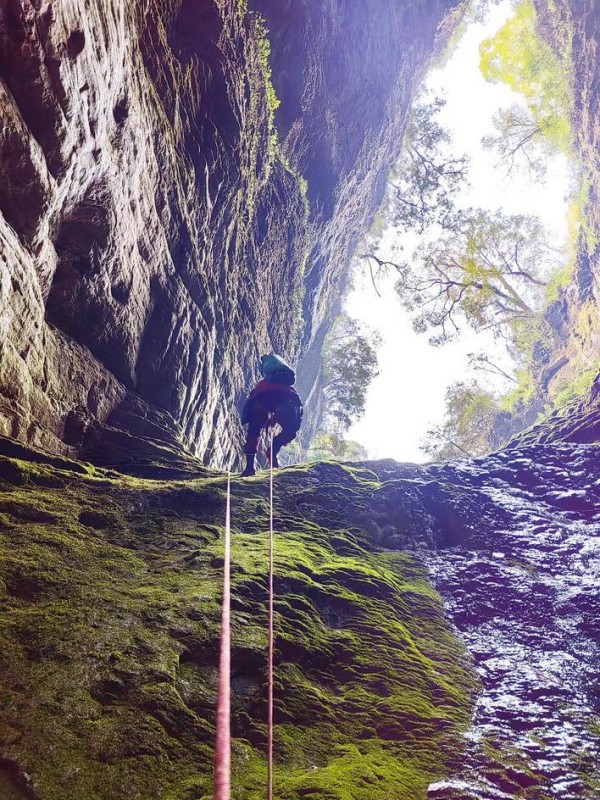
[392,209,556,343]
[482,103,555,179]
[308,432,369,462]
[322,316,381,431]
[387,95,469,234]
[479,0,573,174]
[420,380,500,461]
[468,351,518,384]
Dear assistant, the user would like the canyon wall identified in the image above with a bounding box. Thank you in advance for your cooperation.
[530,0,600,416]
[0,431,598,799]
[0,0,464,469]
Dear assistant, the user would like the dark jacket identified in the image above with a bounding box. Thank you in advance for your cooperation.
[241,380,301,424]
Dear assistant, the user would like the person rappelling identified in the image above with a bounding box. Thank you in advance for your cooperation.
[240,354,303,477]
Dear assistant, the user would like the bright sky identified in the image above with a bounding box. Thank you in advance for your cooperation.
[346,0,573,463]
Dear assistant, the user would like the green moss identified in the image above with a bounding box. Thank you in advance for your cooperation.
[568,172,598,255]
[0,455,475,799]
[550,362,600,407]
[251,14,310,214]
[501,368,536,412]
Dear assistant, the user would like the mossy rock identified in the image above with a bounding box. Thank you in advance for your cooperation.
[0,452,476,800]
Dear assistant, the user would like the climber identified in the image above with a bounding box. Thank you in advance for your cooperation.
[240,354,303,477]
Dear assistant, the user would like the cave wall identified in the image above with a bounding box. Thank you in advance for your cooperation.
[539,0,600,310]
[0,0,464,468]
[253,0,467,442]
[531,0,600,406]
[0,0,309,468]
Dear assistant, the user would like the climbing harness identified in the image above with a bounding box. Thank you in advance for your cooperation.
[213,434,276,799]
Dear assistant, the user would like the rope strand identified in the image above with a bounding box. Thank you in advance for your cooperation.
[214,472,232,800]
[268,429,275,800]
[214,445,275,800]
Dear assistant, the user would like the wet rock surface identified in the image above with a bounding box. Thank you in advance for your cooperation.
[238,443,600,796]
[0,437,598,798]
[421,444,600,799]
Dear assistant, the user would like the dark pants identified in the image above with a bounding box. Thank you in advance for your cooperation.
[243,399,302,455]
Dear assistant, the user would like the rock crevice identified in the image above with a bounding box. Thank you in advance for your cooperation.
[0,0,463,467]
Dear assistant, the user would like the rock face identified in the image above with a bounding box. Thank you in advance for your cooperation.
[507,374,600,449]
[0,436,598,799]
[0,0,463,468]
[536,0,600,312]
[425,444,600,799]
[526,1,600,411]
[251,0,465,429]
[1,3,600,800]
[0,0,310,467]
[0,441,476,800]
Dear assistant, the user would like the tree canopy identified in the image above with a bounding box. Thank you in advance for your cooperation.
[421,380,500,460]
[393,209,556,343]
[308,432,368,462]
[322,315,381,432]
[479,0,573,173]
[481,103,557,178]
[387,96,469,234]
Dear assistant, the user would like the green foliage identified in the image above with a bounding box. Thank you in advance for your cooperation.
[387,95,469,234]
[566,172,597,256]
[252,16,281,160]
[421,380,501,460]
[0,454,475,800]
[395,209,555,343]
[484,291,600,426]
[322,316,381,431]
[550,363,600,408]
[544,262,574,305]
[498,313,556,411]
[480,0,574,165]
[308,432,369,462]
[482,103,558,178]
[297,174,308,200]
[251,17,310,216]
[546,300,600,407]
[500,367,536,412]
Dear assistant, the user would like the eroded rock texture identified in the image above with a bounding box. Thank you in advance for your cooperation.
[425,445,600,800]
[0,436,598,799]
[537,0,600,311]
[529,0,600,409]
[0,0,310,467]
[252,0,465,428]
[0,0,463,468]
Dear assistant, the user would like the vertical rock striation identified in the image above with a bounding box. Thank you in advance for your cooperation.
[529,1,600,409]
[253,0,466,437]
[0,0,310,467]
[536,0,600,309]
[0,0,463,467]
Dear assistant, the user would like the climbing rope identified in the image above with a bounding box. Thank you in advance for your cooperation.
[214,439,276,799]
[267,428,275,800]
[214,472,232,800]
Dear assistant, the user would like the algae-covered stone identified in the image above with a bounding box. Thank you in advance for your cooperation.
[0,452,475,800]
